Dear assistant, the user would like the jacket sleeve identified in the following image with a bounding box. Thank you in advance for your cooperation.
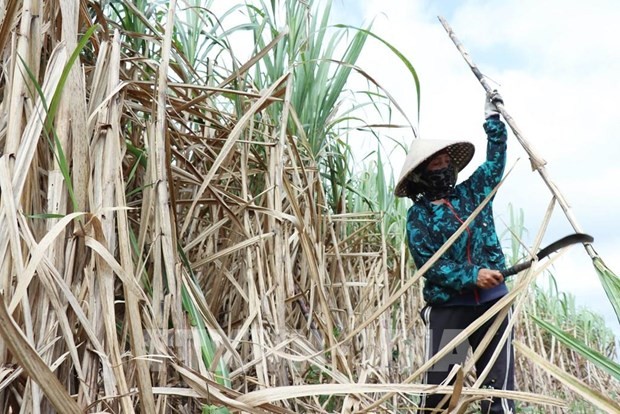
[462,116,507,203]
[406,207,480,291]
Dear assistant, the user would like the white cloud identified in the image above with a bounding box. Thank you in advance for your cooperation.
[333,0,620,331]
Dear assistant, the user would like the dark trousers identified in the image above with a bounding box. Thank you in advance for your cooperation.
[419,299,515,413]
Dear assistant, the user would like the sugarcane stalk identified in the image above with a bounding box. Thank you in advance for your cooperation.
[438,16,596,259]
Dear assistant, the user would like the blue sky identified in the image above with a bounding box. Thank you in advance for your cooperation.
[331,0,620,336]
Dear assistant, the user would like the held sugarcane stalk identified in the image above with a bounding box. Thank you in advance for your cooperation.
[438,16,597,260]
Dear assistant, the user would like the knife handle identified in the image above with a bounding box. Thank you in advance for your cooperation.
[500,259,533,278]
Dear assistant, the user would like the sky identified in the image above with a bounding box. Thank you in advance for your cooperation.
[330,0,620,336]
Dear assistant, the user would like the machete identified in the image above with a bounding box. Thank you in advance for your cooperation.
[500,233,594,278]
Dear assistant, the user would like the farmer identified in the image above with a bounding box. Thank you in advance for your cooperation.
[394,91,515,413]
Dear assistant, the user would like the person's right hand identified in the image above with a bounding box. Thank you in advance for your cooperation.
[476,268,504,289]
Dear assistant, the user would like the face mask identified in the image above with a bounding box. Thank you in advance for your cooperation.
[419,164,457,199]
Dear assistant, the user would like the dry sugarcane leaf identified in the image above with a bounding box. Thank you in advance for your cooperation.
[0,295,82,414]
[0,44,67,275]
[8,212,85,313]
[448,366,465,410]
[178,72,291,237]
[515,341,620,413]
[0,157,25,277]
[192,232,274,269]
[173,363,293,414]
[235,382,565,408]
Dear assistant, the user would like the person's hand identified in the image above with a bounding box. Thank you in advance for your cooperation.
[484,90,504,119]
[476,268,504,289]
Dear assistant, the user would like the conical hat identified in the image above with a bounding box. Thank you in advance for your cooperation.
[394,139,475,197]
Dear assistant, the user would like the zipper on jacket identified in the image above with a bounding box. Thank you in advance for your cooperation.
[442,199,480,304]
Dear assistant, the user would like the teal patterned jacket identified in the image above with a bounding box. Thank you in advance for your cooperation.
[406,116,508,306]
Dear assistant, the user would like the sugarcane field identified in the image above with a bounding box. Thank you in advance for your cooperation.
[1,0,620,413]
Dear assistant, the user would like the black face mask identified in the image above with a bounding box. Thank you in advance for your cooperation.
[419,164,457,200]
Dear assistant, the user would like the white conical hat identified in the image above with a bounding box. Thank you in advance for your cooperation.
[394,139,475,197]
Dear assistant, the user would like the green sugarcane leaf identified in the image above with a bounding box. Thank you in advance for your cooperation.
[26,213,67,220]
[593,256,620,325]
[46,24,101,134]
[334,23,421,122]
[530,314,620,380]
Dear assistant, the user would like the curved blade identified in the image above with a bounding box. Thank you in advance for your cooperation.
[535,233,594,261]
[501,233,593,277]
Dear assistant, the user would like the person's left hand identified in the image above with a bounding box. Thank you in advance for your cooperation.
[484,90,504,119]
